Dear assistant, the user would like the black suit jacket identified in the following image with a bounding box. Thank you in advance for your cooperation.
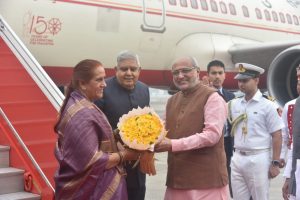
[218,88,235,134]
[221,88,235,102]
[219,88,235,150]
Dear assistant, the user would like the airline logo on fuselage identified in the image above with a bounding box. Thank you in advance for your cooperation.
[23,11,62,46]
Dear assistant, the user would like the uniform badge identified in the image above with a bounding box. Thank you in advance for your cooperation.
[239,64,246,73]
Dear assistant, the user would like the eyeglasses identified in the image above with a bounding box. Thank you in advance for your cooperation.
[117,66,140,73]
[172,67,197,76]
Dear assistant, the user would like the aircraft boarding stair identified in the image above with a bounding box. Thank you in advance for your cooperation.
[0,16,64,199]
[0,145,40,200]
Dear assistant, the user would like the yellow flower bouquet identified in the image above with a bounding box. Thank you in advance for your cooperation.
[117,107,167,151]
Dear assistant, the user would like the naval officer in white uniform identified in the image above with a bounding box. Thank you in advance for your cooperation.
[228,63,283,200]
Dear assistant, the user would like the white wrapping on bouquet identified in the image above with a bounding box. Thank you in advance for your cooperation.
[117,106,167,151]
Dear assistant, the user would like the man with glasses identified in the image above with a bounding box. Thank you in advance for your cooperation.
[155,56,230,199]
[207,60,235,197]
[228,63,283,200]
[95,50,149,200]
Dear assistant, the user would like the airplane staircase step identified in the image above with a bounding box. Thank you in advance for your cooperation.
[0,145,40,199]
[0,192,40,200]
[0,167,24,195]
[0,101,56,122]
[0,145,9,168]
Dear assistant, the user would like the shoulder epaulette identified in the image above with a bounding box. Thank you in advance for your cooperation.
[262,94,275,102]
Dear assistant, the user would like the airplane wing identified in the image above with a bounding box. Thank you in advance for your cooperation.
[229,41,300,69]
[229,41,300,107]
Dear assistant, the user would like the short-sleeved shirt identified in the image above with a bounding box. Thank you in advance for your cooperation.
[229,90,283,151]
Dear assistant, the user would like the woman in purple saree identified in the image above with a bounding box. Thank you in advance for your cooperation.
[54,59,138,200]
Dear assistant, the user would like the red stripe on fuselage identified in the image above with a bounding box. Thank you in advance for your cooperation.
[43,66,267,90]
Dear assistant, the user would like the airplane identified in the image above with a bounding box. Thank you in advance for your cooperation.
[1,0,300,106]
[0,1,300,198]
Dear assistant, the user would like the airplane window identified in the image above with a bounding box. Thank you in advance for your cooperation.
[169,0,177,5]
[242,6,249,17]
[190,0,198,9]
[210,0,218,12]
[229,3,237,15]
[200,0,208,11]
[264,10,271,21]
[219,2,227,14]
[293,15,299,25]
[255,8,262,19]
[272,11,278,22]
[180,0,188,7]
[279,13,286,23]
[286,14,292,24]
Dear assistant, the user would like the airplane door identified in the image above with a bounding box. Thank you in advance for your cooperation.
[141,0,166,33]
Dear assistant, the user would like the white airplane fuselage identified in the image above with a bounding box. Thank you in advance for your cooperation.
[1,0,300,89]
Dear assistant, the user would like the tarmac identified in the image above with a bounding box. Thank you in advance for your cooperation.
[145,88,285,200]
[144,152,284,200]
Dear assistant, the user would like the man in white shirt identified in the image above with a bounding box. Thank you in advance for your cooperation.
[228,63,283,200]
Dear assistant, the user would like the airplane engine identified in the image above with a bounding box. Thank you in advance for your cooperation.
[268,45,300,107]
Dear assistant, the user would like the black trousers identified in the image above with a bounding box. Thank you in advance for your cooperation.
[125,163,146,200]
[127,187,146,200]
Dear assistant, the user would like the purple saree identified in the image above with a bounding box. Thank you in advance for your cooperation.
[54,91,127,200]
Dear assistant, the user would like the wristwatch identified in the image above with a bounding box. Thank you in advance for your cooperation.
[271,160,280,167]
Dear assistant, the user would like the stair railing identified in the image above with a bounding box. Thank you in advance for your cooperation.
[0,107,54,199]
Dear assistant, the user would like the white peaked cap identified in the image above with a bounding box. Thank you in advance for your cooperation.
[234,63,265,80]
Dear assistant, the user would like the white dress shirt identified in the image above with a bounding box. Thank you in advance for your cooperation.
[229,90,283,151]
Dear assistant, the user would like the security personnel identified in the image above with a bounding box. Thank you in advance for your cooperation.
[228,63,283,200]
[206,60,235,197]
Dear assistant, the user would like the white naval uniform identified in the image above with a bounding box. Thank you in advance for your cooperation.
[229,90,283,200]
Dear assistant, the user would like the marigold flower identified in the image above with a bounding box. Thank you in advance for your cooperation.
[117,107,166,150]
